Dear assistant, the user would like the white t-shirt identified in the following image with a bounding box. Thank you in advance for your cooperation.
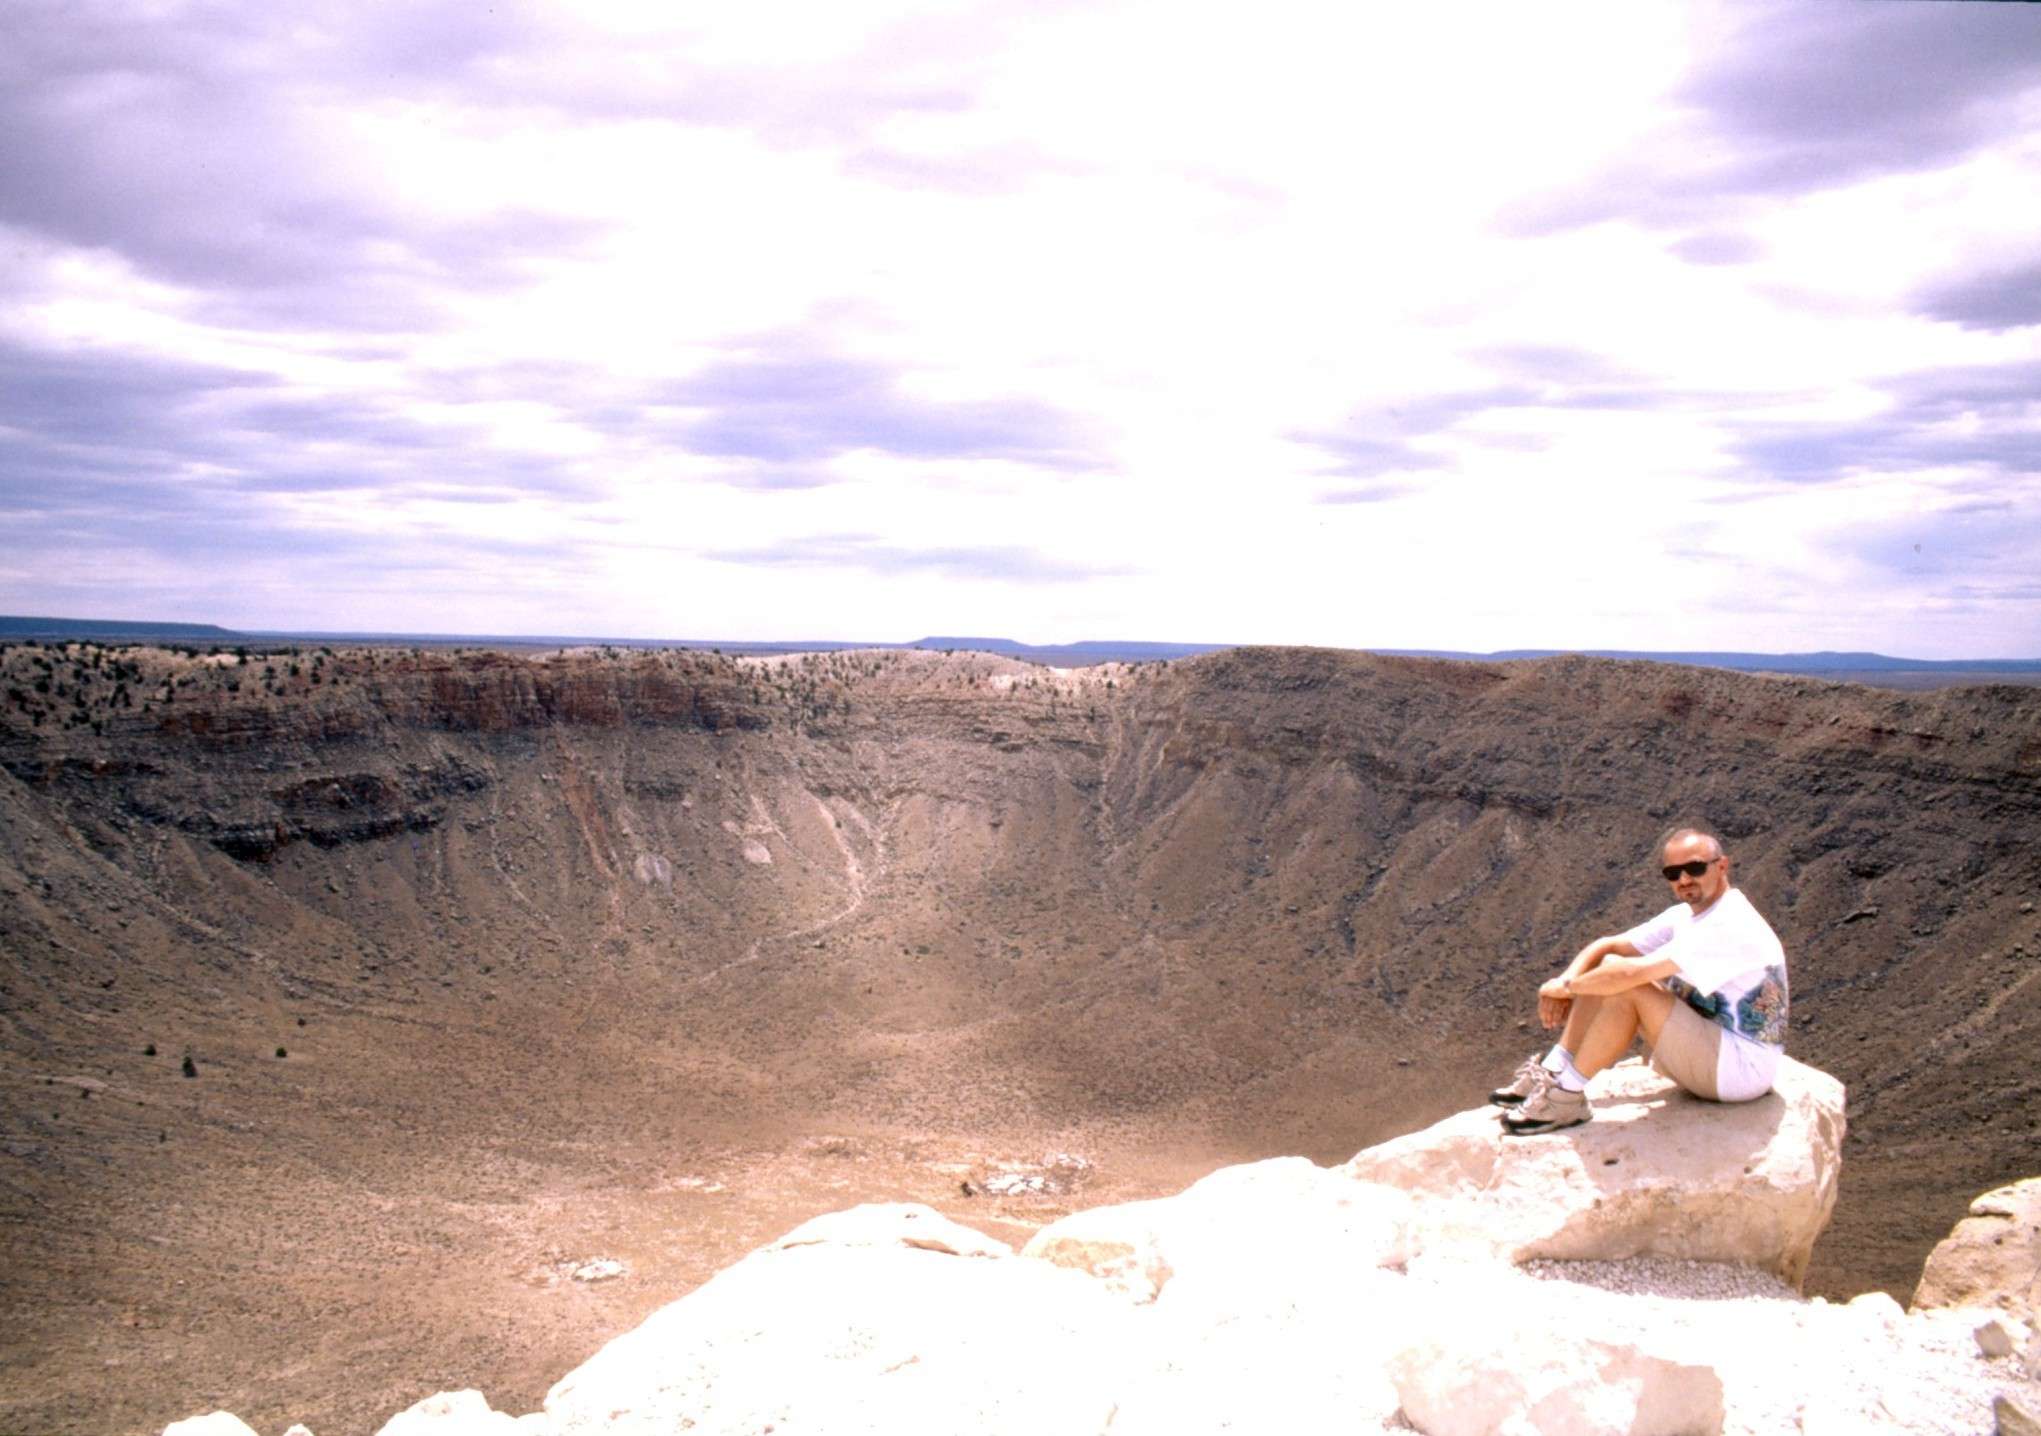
[1622,887,1790,1051]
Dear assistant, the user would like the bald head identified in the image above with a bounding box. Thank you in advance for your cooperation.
[1659,826,1730,911]
[1660,826,1723,863]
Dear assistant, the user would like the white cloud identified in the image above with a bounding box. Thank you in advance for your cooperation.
[1,0,2038,656]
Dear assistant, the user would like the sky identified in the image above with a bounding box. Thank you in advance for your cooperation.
[2,1,2039,657]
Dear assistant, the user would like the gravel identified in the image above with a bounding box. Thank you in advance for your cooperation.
[1523,1254,1801,1302]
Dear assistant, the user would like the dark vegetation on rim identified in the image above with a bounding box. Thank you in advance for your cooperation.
[1,639,2037,1434]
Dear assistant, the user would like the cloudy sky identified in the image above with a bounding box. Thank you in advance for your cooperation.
[3,2,2039,655]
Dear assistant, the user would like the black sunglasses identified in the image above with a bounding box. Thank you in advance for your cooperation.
[1661,859,1716,880]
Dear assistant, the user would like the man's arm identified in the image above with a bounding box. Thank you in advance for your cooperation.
[1565,951,1679,995]
[1539,935,1640,1001]
[1536,936,1671,1028]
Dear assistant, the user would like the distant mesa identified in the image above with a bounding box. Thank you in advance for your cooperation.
[0,615,245,643]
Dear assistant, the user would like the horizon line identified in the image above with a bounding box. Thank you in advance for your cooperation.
[3,614,2040,669]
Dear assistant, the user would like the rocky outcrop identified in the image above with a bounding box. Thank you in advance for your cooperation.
[1912,1177,2041,1327]
[1343,1056,1844,1286]
[169,1060,2041,1436]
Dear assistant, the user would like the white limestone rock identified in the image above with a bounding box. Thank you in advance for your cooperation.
[1912,1177,2041,1328]
[373,1389,536,1436]
[1842,1289,1905,1334]
[1100,1263,1409,1433]
[1021,1155,1411,1306]
[1387,1315,1725,1436]
[773,1200,1012,1259]
[1343,1056,1844,1286]
[539,1206,1126,1435]
[162,1415,260,1436]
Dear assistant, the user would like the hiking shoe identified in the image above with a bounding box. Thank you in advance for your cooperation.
[1489,1055,1549,1107]
[1502,1081,1590,1135]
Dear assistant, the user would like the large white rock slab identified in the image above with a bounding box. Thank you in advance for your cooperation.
[1021,1155,1412,1307]
[1387,1314,1725,1436]
[539,1202,1130,1436]
[1342,1056,1844,1286]
[1100,1263,1410,1433]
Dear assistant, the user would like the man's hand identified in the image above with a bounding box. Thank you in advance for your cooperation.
[1537,976,1572,1030]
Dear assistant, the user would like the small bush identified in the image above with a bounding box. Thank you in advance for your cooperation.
[275,1047,287,1058]
[180,1055,197,1078]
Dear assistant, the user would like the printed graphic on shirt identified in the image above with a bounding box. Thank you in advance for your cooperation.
[1665,964,1789,1048]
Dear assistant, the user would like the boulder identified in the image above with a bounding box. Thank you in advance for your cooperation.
[1020,1207,1172,1303]
[1912,1177,2041,1327]
[162,1416,260,1436]
[1977,1316,2029,1359]
[1021,1156,1410,1306]
[1019,1158,1418,1430]
[373,1390,535,1436]
[772,1200,1011,1259]
[538,1204,1129,1435]
[1342,1056,1844,1286]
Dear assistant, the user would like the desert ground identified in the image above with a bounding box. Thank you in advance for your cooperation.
[2,641,2037,1434]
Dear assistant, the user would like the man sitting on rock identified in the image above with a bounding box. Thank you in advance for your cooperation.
[1492,825,1789,1135]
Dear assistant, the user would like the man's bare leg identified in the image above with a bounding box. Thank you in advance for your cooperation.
[1512,995,1602,1097]
[1557,995,1603,1060]
[1507,985,1682,1133]
[1571,984,1676,1078]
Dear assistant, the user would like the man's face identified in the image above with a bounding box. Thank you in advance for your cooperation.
[1661,834,1729,912]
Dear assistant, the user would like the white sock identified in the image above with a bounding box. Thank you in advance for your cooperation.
[1544,1047,1588,1092]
